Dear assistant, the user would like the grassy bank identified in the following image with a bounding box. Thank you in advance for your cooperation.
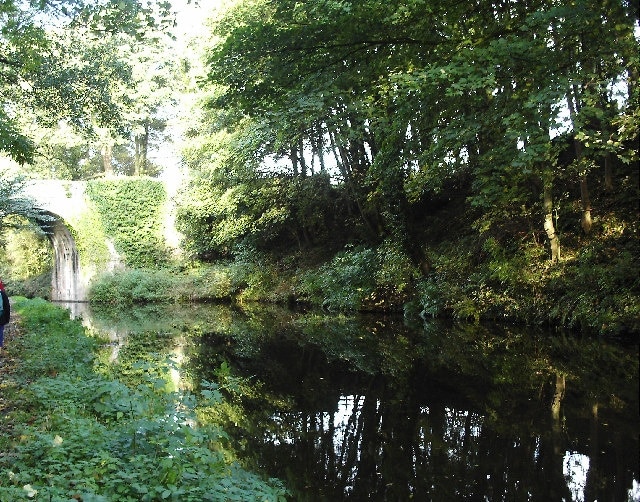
[0,297,287,501]
[88,212,639,339]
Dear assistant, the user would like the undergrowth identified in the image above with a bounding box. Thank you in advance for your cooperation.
[86,209,639,338]
[0,297,287,501]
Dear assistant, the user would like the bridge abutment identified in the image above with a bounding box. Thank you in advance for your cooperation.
[46,219,88,302]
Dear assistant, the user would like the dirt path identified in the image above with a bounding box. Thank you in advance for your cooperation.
[0,319,22,414]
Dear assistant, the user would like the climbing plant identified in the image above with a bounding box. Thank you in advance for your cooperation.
[86,179,170,268]
[69,203,111,273]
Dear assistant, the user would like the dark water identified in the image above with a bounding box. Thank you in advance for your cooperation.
[61,302,640,501]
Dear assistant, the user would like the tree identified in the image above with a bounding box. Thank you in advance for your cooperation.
[200,0,442,249]
[189,0,638,265]
[121,34,180,177]
[0,0,175,166]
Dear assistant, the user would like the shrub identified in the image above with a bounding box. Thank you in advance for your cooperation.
[299,245,377,311]
[89,269,178,305]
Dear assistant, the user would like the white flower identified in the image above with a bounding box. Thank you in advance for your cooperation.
[53,435,64,446]
[23,484,38,498]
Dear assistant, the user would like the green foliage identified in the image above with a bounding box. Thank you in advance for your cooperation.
[0,175,56,295]
[2,271,52,299]
[0,113,34,165]
[89,263,252,305]
[549,247,640,336]
[86,178,169,268]
[411,218,640,336]
[89,257,298,306]
[0,297,288,501]
[299,242,416,312]
[300,246,377,311]
[70,202,111,272]
[178,0,638,338]
[1,223,52,280]
[0,0,176,165]
[176,173,340,260]
[89,268,177,305]
[10,297,98,380]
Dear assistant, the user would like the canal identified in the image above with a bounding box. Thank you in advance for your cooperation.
[59,301,639,501]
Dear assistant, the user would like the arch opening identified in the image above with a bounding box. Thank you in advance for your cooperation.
[38,211,87,302]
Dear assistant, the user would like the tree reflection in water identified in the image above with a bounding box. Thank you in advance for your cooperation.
[84,303,639,501]
[189,313,638,501]
[248,384,637,501]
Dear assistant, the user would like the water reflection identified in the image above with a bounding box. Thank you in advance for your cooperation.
[53,301,128,361]
[60,302,639,501]
[564,452,589,502]
[243,384,637,501]
[52,300,91,320]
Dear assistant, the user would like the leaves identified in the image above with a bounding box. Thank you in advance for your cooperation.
[86,178,169,268]
[0,0,175,166]
[0,297,288,501]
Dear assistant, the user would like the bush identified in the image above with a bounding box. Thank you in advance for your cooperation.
[299,245,377,311]
[5,272,52,300]
[89,269,178,305]
[298,241,416,312]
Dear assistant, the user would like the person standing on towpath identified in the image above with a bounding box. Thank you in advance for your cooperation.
[0,279,10,352]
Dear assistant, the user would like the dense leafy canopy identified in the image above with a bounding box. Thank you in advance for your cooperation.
[0,0,175,167]
[179,0,637,264]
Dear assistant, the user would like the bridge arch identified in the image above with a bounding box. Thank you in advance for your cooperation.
[38,212,87,302]
[23,178,180,302]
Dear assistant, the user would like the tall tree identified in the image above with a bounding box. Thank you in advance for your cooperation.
[0,0,174,166]
[191,0,638,262]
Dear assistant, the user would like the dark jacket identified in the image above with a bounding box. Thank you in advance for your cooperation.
[0,290,10,326]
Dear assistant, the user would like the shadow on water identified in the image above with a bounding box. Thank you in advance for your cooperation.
[57,301,640,501]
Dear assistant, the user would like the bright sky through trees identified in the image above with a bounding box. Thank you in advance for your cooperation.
[152,0,210,186]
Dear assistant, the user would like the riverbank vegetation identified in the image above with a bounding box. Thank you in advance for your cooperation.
[0,297,287,501]
[168,0,639,338]
[0,0,638,339]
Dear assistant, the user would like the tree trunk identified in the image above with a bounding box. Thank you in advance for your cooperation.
[328,125,353,180]
[316,126,326,172]
[134,137,142,176]
[141,123,149,175]
[551,372,565,423]
[580,174,592,234]
[101,142,114,176]
[543,177,560,262]
[134,122,150,177]
[604,153,613,192]
[298,138,307,177]
[566,91,593,234]
[290,145,299,176]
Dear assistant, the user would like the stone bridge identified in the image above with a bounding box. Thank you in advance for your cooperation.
[23,178,179,302]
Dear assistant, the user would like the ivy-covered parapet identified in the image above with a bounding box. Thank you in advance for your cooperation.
[86,178,170,268]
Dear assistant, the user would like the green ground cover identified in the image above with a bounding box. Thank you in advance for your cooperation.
[0,297,287,502]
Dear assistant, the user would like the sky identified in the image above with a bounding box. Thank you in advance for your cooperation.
[172,0,210,41]
[153,0,214,185]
